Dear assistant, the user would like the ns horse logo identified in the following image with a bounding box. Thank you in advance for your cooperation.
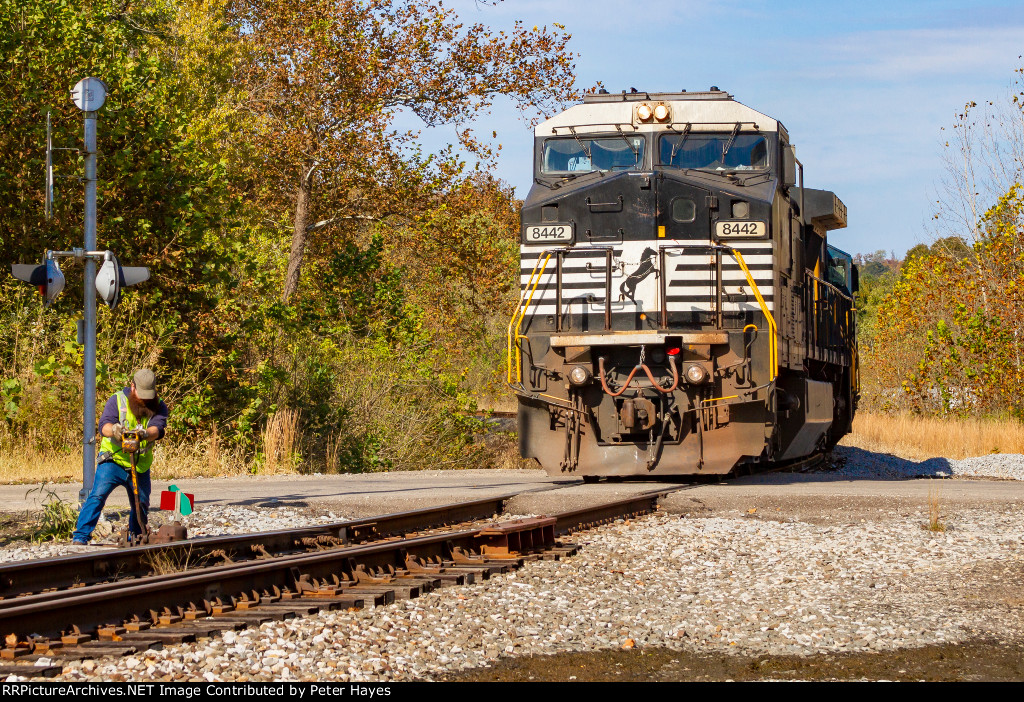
[618,247,658,303]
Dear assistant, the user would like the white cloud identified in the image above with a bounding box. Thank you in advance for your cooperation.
[797,26,1024,82]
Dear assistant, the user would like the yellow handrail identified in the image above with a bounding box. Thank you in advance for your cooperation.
[507,251,554,384]
[727,248,778,381]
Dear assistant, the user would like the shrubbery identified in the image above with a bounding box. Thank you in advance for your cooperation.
[0,0,569,475]
[863,186,1024,418]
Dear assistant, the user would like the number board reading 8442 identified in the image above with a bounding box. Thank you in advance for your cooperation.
[715,221,766,237]
[524,223,574,243]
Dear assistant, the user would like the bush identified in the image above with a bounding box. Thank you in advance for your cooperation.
[28,484,78,542]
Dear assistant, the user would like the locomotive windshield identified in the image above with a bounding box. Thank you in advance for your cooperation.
[659,133,769,171]
[542,135,645,174]
[826,245,853,293]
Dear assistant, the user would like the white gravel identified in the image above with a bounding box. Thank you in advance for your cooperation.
[3,452,1023,681]
[0,504,344,563]
[821,447,1024,481]
[25,502,1023,682]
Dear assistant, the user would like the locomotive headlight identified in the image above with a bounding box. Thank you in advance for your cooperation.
[653,103,670,121]
[569,366,592,386]
[636,103,653,121]
[684,364,708,385]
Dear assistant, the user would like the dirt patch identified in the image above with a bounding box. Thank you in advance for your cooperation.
[443,640,1024,681]
[945,561,1024,610]
[0,512,39,546]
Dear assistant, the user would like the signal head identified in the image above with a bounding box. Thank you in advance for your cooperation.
[11,257,65,307]
[96,251,150,310]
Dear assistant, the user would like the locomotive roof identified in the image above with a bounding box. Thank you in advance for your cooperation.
[536,90,782,136]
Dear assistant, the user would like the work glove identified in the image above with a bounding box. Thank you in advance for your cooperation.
[111,423,124,442]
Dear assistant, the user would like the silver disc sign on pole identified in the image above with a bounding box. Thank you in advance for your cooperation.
[8,77,150,503]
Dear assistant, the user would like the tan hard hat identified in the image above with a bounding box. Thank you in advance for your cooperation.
[133,368,157,400]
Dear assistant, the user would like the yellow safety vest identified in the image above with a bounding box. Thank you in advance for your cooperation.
[97,391,154,473]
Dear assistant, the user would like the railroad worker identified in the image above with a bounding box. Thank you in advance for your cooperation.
[71,369,169,545]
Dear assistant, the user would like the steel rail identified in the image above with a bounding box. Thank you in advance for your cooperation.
[551,489,671,535]
[0,494,513,599]
[0,526,485,640]
[0,494,669,643]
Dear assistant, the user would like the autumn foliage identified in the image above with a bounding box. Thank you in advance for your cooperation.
[228,0,574,302]
[863,185,1024,418]
[0,0,576,472]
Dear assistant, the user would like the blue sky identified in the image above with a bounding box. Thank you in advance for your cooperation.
[424,0,1024,257]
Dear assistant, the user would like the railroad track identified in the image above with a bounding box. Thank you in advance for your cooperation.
[0,491,667,678]
[0,495,517,599]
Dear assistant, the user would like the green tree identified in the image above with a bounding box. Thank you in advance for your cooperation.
[227,0,576,303]
[0,0,251,437]
[0,0,568,472]
[866,185,1024,417]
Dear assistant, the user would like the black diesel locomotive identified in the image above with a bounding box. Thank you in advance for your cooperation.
[508,89,858,478]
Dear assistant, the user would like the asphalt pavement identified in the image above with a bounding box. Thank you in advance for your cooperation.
[3,468,1022,522]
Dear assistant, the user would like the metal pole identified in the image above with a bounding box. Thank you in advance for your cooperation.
[79,110,98,503]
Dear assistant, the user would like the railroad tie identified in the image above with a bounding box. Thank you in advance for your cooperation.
[0,663,63,678]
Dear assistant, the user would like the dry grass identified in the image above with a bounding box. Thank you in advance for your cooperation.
[840,412,1024,460]
[158,439,252,478]
[926,485,946,532]
[0,446,81,484]
[143,544,199,575]
[324,431,342,474]
[259,408,299,475]
[0,433,254,485]
[477,432,533,471]
[6,409,1020,484]
[206,424,221,475]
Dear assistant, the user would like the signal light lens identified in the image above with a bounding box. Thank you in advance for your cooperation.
[95,252,150,311]
[637,104,653,121]
[11,260,64,307]
[653,104,670,121]
[666,347,681,356]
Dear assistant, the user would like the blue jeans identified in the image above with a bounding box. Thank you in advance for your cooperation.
[73,461,151,542]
